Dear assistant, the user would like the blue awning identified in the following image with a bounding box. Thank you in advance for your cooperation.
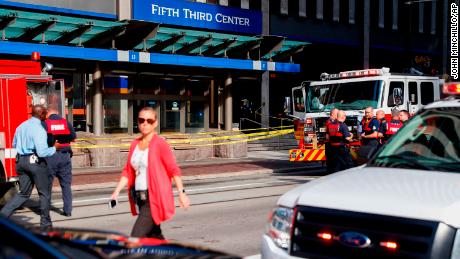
[0,7,307,72]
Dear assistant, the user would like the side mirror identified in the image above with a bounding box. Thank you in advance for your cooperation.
[284,97,292,114]
[392,88,403,106]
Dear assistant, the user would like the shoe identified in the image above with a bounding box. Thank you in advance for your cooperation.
[63,212,71,217]
[40,225,53,232]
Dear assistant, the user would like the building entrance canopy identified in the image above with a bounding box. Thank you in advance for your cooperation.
[0,7,307,72]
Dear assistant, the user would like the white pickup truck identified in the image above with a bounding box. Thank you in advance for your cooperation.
[262,83,460,259]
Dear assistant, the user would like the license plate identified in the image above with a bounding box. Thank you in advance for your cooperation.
[319,127,326,132]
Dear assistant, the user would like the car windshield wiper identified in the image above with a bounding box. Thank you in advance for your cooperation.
[372,154,434,170]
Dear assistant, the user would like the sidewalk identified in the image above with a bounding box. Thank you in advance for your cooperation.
[68,150,324,190]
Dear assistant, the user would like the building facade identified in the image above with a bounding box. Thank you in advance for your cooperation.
[0,0,449,136]
[0,0,305,135]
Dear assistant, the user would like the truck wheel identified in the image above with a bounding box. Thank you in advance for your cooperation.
[0,182,19,206]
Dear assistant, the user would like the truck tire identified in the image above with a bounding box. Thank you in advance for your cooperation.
[0,182,19,206]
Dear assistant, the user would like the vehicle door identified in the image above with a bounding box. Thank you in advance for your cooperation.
[0,77,28,181]
[386,79,405,112]
[408,80,419,114]
[292,86,306,119]
[419,81,436,107]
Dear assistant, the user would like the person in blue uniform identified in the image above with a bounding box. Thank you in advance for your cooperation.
[326,110,353,173]
[1,105,56,231]
[44,106,76,217]
[359,107,380,161]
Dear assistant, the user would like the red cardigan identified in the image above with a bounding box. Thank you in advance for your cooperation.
[121,134,181,225]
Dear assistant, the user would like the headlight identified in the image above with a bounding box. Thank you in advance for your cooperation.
[266,207,295,250]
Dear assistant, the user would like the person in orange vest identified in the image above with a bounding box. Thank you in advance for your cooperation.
[399,110,410,124]
[327,110,353,173]
[44,106,76,217]
[378,109,403,144]
[359,107,380,160]
[325,108,338,173]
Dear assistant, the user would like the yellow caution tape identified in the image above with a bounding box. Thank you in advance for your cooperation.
[71,128,294,149]
[75,125,293,141]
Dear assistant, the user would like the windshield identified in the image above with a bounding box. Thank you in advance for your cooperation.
[307,80,383,112]
[27,80,64,117]
[370,108,460,172]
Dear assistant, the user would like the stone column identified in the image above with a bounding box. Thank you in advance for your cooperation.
[117,0,131,20]
[92,62,103,136]
[224,75,233,131]
[261,72,270,127]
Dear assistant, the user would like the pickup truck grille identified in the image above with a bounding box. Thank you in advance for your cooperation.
[290,206,454,259]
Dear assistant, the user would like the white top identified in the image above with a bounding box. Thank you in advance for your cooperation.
[131,145,149,191]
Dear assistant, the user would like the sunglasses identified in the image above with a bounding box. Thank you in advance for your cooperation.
[138,117,156,125]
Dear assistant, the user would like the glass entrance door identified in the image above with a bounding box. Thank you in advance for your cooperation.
[163,100,181,132]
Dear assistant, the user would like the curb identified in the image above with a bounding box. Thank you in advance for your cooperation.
[58,165,321,192]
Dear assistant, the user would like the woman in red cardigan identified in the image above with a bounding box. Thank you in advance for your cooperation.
[111,107,190,239]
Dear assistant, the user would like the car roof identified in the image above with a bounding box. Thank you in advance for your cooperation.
[423,98,460,109]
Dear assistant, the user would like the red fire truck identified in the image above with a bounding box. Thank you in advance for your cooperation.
[289,67,443,162]
[0,53,65,204]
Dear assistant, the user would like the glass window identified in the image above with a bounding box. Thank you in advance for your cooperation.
[104,99,128,133]
[249,0,261,10]
[387,81,404,107]
[370,108,460,173]
[186,101,205,132]
[307,80,383,112]
[293,89,305,112]
[165,100,181,132]
[409,81,418,104]
[420,82,434,105]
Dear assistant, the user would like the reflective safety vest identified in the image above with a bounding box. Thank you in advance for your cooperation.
[386,120,403,135]
[327,121,345,146]
[361,117,378,138]
[46,118,71,147]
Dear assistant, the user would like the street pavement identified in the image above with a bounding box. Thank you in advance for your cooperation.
[68,150,323,189]
[4,150,326,258]
[10,173,318,257]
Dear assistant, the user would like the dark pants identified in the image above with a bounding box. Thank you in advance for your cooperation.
[0,155,52,229]
[47,151,72,214]
[131,196,164,239]
[325,143,332,173]
[329,145,354,173]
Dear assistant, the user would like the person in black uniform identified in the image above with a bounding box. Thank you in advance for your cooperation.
[378,109,402,144]
[359,107,380,161]
[375,110,387,148]
[44,106,76,217]
[325,108,338,173]
[326,110,353,173]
